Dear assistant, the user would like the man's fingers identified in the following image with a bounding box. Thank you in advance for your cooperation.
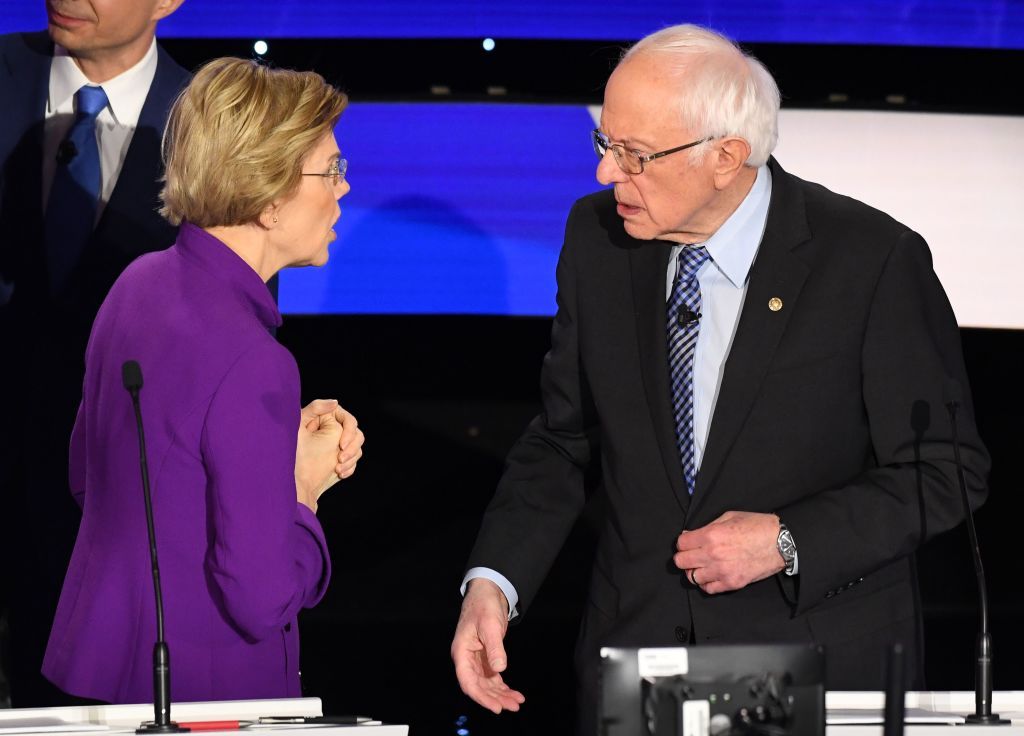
[673,548,707,570]
[478,620,509,672]
[459,673,524,713]
[676,527,707,552]
[452,640,523,713]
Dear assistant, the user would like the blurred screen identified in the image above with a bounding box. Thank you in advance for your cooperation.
[4,0,1023,48]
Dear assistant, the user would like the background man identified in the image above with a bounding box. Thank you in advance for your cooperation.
[452,24,989,735]
[0,0,189,705]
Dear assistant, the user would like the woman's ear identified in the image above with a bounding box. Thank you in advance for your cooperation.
[259,203,280,230]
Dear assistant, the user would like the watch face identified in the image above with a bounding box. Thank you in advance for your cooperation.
[778,528,796,559]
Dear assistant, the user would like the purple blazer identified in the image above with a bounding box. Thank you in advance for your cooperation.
[42,223,330,703]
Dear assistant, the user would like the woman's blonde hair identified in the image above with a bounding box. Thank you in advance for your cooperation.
[160,58,348,227]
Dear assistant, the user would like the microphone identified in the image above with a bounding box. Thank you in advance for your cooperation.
[56,140,78,165]
[944,379,1007,726]
[122,360,188,734]
[677,309,700,328]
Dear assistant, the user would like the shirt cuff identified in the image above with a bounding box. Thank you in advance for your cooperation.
[462,567,520,621]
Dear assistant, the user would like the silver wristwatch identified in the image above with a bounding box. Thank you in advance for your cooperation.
[777,522,798,576]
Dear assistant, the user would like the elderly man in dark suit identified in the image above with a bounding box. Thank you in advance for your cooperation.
[0,0,188,705]
[451,24,989,735]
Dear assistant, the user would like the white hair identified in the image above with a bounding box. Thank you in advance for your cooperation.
[623,24,781,167]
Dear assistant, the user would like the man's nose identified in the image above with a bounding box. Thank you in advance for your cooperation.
[596,150,628,186]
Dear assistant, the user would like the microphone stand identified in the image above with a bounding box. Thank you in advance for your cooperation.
[946,393,1008,726]
[883,643,905,736]
[123,361,189,734]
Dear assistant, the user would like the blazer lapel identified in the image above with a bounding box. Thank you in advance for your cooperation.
[691,160,812,510]
[630,239,691,513]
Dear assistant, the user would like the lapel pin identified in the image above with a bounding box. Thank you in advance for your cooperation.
[768,297,783,312]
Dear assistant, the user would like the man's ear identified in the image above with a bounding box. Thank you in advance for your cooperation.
[712,136,753,189]
[153,0,186,23]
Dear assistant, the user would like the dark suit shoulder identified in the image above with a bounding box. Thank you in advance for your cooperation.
[791,170,917,247]
[571,187,617,216]
[0,31,52,60]
[154,41,191,90]
[564,188,642,259]
[0,31,51,86]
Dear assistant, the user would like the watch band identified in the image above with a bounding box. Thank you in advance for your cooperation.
[777,522,798,576]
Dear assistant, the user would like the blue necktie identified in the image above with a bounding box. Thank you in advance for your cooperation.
[667,246,710,495]
[44,85,108,293]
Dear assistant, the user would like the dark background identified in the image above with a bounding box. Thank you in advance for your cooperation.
[276,316,1023,735]
[3,31,1019,732]
[169,38,1024,734]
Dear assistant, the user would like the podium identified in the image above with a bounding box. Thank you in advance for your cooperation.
[826,691,1024,735]
[0,698,408,736]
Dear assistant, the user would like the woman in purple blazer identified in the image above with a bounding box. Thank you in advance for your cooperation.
[42,58,361,704]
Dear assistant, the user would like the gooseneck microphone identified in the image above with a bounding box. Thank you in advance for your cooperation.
[944,379,1007,726]
[122,360,189,734]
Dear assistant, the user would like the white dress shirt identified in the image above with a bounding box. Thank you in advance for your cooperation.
[43,38,159,220]
[667,164,772,469]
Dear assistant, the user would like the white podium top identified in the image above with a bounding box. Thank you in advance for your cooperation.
[2,690,1021,736]
[0,699,408,736]
[826,691,1024,736]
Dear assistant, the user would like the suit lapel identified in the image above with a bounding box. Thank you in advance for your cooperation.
[691,160,812,511]
[630,239,691,513]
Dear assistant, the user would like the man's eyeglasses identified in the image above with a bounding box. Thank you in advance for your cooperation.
[301,157,348,186]
[592,129,710,175]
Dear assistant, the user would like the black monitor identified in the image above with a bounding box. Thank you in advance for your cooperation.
[600,644,825,736]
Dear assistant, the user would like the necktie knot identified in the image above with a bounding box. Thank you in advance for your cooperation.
[677,245,710,283]
[75,85,108,120]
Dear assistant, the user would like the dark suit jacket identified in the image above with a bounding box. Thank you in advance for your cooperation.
[466,158,990,734]
[0,30,190,705]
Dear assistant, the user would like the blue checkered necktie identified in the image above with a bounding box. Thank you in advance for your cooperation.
[667,245,711,495]
[44,84,108,293]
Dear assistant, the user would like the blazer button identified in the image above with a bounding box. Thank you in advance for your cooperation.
[284,622,292,632]
[675,626,689,643]
[825,590,835,599]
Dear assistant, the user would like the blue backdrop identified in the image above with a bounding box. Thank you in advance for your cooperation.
[4,0,1023,48]
[281,103,597,316]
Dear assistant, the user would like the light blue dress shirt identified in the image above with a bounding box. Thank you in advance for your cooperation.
[465,165,776,618]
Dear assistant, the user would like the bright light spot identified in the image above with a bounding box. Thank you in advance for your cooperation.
[482,38,496,52]
[254,40,268,55]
